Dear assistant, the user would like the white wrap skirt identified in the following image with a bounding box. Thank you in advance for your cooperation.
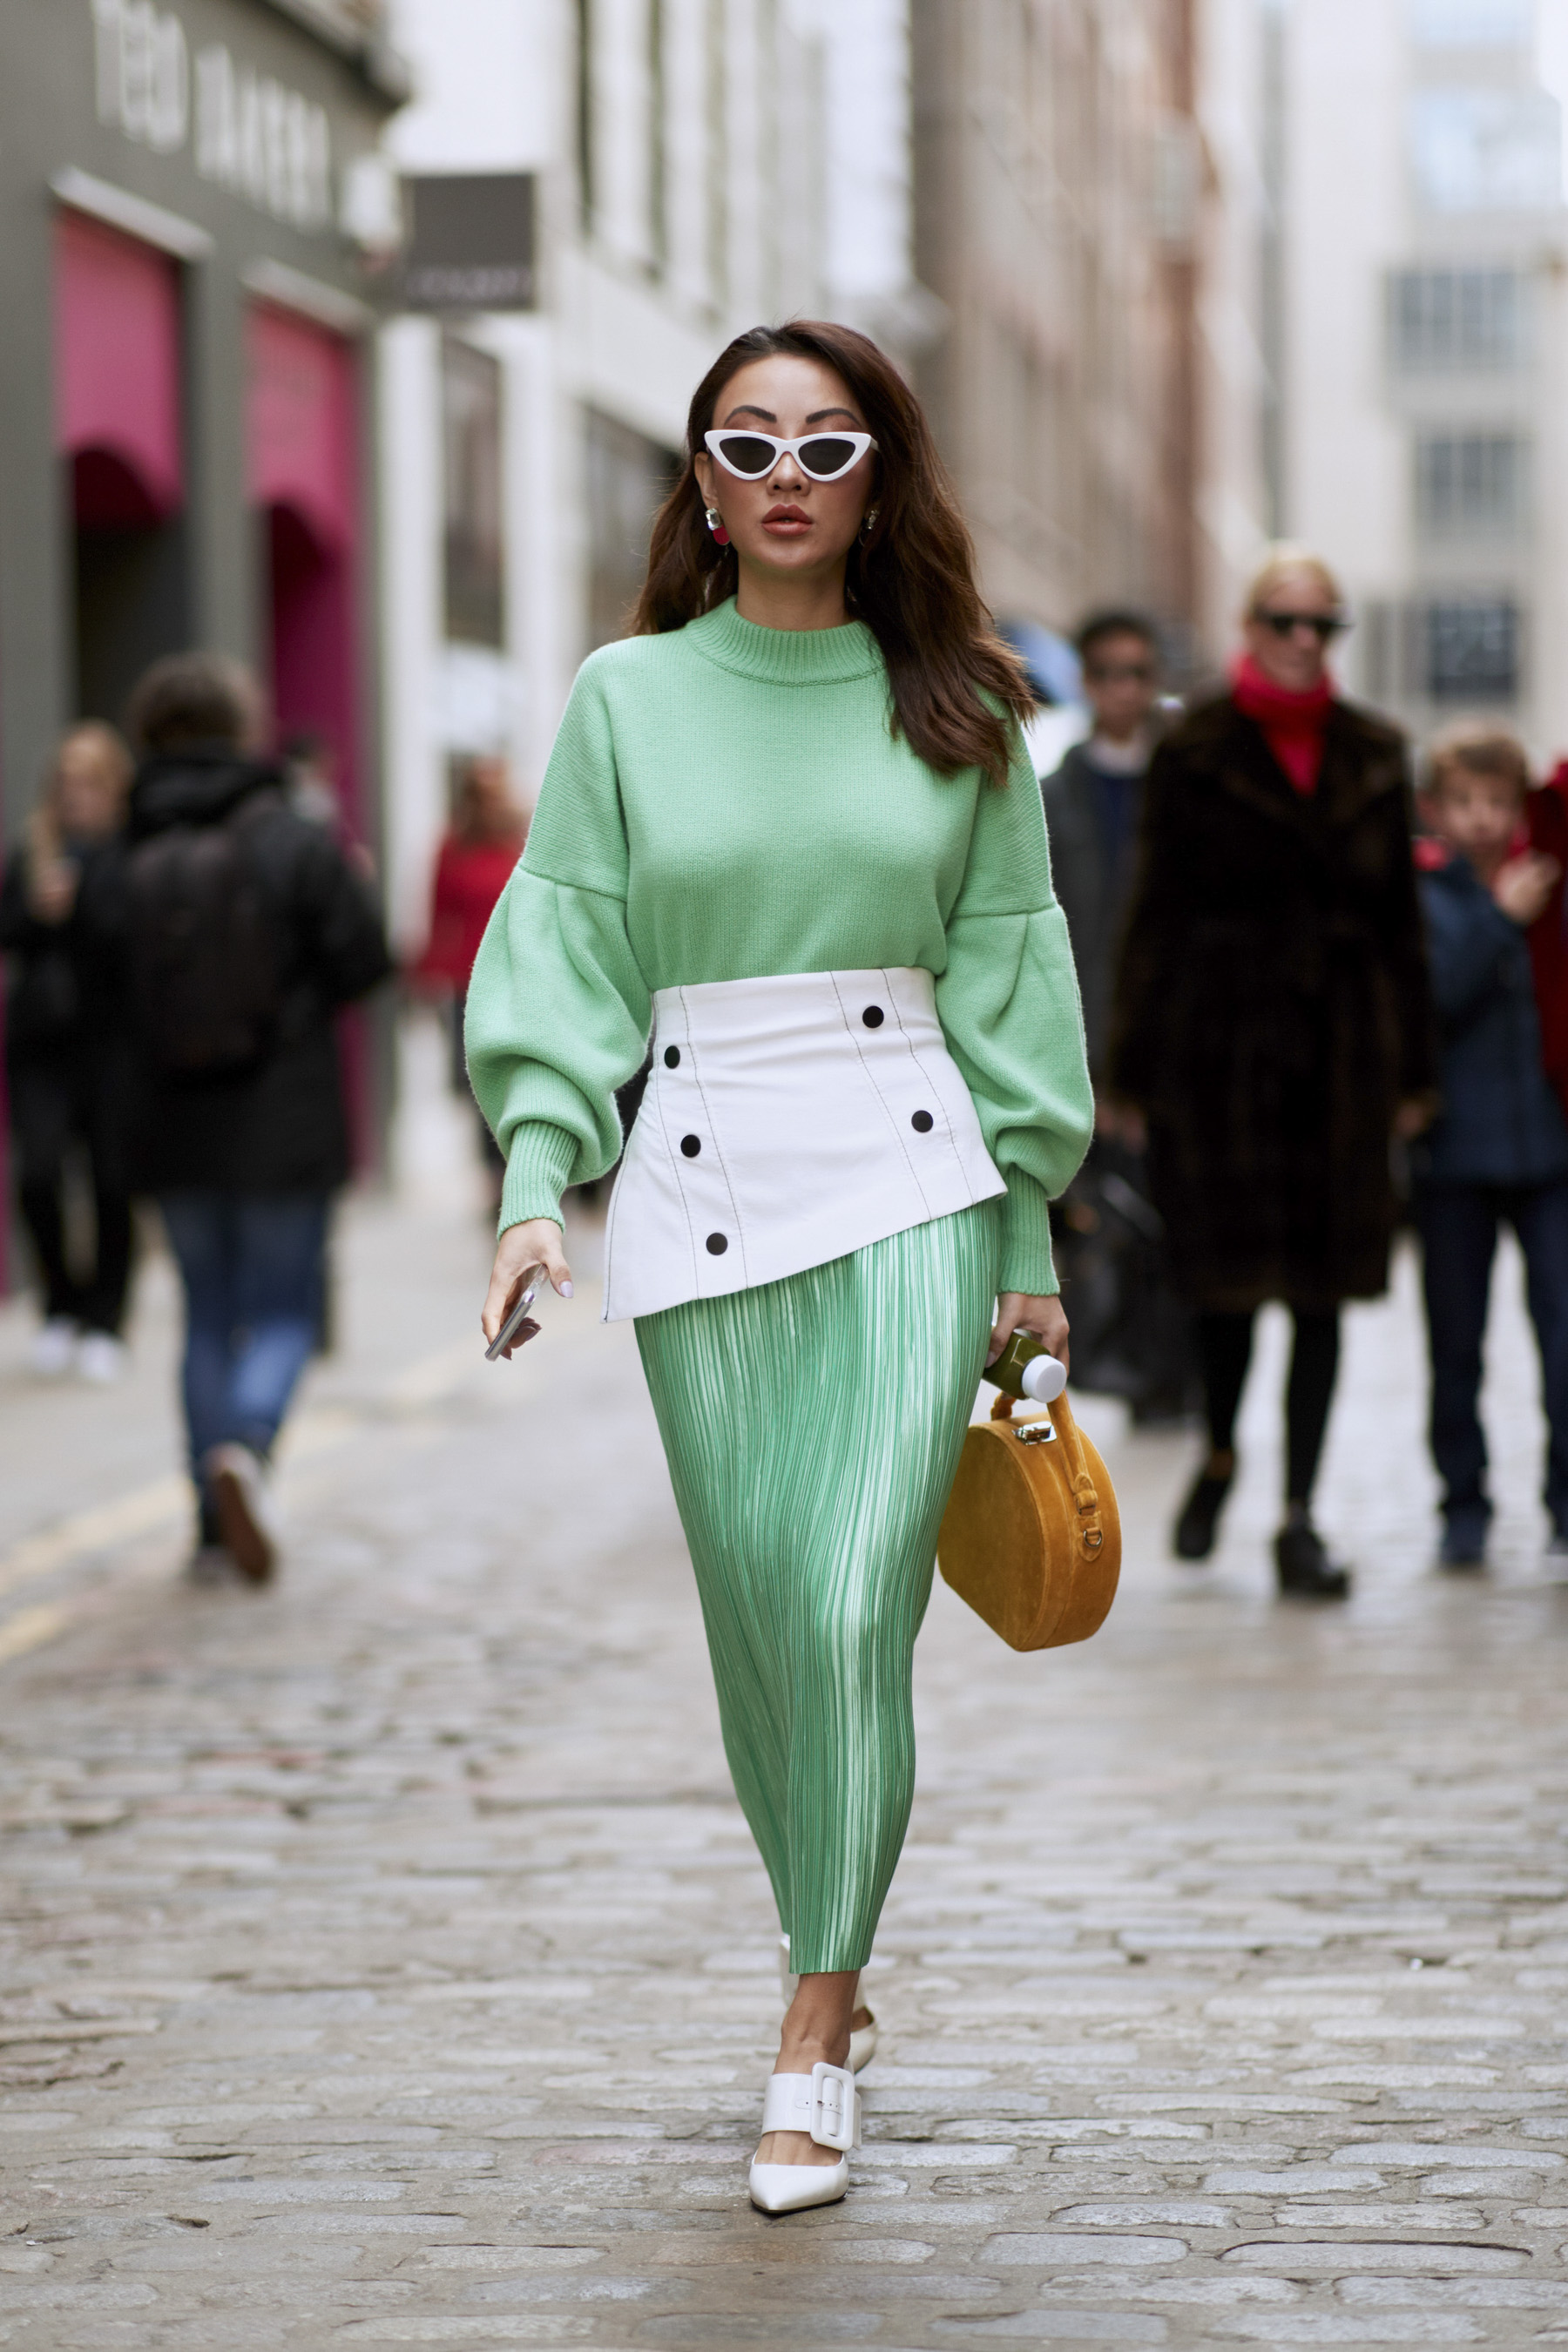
[602,966,1005,1322]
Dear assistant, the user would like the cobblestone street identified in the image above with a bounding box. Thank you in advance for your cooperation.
[5,1032,1568,2349]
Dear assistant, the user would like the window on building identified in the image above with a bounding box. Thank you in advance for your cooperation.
[1409,90,1562,214]
[1389,267,1523,370]
[1415,432,1526,536]
[1408,0,1532,44]
[1423,598,1519,700]
[585,408,681,652]
[442,335,504,649]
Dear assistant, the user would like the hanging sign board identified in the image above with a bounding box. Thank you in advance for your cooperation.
[400,174,536,311]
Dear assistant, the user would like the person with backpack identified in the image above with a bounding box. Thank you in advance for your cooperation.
[123,653,390,1583]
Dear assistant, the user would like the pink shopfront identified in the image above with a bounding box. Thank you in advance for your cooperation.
[53,203,368,836]
[0,0,403,1282]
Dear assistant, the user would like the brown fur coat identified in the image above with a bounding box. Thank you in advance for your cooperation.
[1107,691,1436,1313]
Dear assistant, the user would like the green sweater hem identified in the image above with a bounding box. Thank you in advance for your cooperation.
[999,1172,1058,1297]
[499,1121,578,1236]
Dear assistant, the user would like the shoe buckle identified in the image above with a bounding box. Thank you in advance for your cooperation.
[809,2060,858,2152]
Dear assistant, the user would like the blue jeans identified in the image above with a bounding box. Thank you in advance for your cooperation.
[1415,1179,1568,1538]
[159,1194,328,1504]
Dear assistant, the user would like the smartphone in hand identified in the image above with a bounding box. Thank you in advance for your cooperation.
[485,1281,539,1362]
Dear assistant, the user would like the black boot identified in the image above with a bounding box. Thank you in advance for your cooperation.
[1274,1515,1351,1599]
[1173,1454,1234,1559]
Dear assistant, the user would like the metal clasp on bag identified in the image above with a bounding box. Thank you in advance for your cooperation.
[1014,1418,1057,1445]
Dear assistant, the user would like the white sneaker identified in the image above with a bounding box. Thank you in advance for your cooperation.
[748,2063,858,2214]
[30,1319,77,1377]
[205,1444,280,1583]
[76,1333,127,1385]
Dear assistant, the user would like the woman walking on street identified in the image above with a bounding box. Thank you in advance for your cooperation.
[466,321,1092,2213]
[0,723,136,1380]
[1109,549,1436,1598]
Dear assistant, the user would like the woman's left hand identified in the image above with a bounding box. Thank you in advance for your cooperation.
[988,1291,1070,1375]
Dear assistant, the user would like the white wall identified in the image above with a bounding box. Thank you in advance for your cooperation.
[1281,0,1568,754]
[1195,0,1273,656]
[1286,0,1409,606]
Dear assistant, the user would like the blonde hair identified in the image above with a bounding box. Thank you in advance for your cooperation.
[1244,544,1345,618]
[28,721,133,863]
[1424,718,1531,802]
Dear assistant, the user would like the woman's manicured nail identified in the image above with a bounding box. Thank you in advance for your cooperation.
[559,1280,573,1298]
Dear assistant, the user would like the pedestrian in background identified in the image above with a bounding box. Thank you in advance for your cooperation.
[468,321,1091,2213]
[1109,548,1436,1598]
[1042,611,1164,1076]
[1042,612,1193,1420]
[1412,723,1568,1570]
[414,756,526,1208]
[123,652,390,1584]
[0,722,136,1381]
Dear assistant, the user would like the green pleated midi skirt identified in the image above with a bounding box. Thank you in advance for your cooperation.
[636,1197,1004,1973]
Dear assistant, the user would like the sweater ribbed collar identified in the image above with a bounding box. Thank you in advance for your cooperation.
[686,596,883,686]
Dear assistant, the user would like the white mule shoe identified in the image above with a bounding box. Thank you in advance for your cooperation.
[779,1934,879,2073]
[748,2060,860,2214]
[848,2009,879,2074]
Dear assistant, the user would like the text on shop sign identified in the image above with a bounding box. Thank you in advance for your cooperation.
[91,0,335,233]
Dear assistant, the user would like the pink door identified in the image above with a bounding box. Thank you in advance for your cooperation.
[247,302,361,829]
[56,207,184,527]
[247,304,370,1168]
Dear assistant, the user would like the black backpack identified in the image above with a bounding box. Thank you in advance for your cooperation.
[126,792,283,1078]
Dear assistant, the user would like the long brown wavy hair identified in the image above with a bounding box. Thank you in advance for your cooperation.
[632,321,1035,785]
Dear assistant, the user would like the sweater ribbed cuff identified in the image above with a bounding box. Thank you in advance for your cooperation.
[498,1121,579,1238]
[998,1172,1058,1298]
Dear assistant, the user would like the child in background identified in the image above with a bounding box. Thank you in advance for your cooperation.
[1415,722,1568,1569]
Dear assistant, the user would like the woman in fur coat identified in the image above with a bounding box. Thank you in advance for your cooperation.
[1108,551,1436,1598]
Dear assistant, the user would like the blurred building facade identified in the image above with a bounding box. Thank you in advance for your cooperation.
[1278,0,1568,754]
[910,0,1243,675]
[0,0,407,840]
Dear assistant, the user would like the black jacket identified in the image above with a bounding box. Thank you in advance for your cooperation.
[125,752,391,1194]
[1416,851,1568,1189]
[1040,741,1147,1078]
[1109,692,1437,1311]
[0,834,130,1064]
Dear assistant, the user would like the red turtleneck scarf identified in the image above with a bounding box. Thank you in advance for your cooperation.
[1231,652,1335,796]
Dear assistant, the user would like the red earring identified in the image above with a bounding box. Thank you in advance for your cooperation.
[705,505,730,546]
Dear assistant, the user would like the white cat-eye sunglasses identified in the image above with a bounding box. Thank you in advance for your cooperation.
[703,429,878,483]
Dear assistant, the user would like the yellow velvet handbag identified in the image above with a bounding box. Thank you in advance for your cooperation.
[936,1387,1122,1650]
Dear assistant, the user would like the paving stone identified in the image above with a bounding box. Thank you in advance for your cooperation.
[3,1172,1568,2346]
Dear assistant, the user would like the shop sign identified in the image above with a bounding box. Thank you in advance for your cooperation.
[91,0,335,233]
[401,175,536,311]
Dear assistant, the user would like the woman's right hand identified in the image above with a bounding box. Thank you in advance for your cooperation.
[28,861,78,924]
[481,1217,573,1354]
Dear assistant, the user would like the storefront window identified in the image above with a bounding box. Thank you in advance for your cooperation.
[442,335,505,649]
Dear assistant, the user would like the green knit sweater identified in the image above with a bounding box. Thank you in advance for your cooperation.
[465,598,1092,1297]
